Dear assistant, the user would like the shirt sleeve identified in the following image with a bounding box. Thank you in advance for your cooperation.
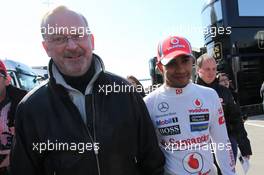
[209,90,237,175]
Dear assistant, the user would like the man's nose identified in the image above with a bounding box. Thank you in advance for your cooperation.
[209,70,216,75]
[65,38,78,50]
[174,64,185,73]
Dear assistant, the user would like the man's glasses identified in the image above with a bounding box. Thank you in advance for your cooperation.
[45,34,89,45]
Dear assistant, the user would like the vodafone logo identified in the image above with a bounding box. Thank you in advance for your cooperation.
[168,37,185,50]
[183,152,203,173]
[170,37,180,45]
[193,99,202,108]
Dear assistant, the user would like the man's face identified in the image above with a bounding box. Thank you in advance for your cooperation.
[161,55,193,88]
[219,75,230,88]
[42,10,94,77]
[127,78,137,88]
[197,58,217,84]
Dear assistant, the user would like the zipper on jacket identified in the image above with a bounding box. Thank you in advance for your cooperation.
[92,94,101,175]
[80,93,101,175]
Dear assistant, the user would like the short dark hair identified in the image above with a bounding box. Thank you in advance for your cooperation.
[217,72,229,80]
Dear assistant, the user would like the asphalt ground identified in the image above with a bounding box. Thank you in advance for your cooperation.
[235,114,264,175]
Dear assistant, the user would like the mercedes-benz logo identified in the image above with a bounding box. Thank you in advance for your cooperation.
[158,102,169,112]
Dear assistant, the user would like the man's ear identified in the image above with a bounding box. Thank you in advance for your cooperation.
[42,41,51,57]
[90,34,95,50]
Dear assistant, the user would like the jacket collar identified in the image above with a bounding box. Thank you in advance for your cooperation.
[196,76,219,89]
[48,54,105,95]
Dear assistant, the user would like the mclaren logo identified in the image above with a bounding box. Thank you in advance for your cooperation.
[158,102,169,112]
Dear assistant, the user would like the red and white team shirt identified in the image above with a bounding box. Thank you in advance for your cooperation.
[144,82,236,175]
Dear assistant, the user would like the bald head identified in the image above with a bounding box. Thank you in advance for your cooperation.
[41,6,90,38]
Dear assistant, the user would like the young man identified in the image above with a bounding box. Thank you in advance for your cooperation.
[10,6,164,175]
[0,60,27,174]
[144,36,236,175]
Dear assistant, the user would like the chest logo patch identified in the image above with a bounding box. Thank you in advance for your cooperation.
[193,99,203,108]
[190,114,209,122]
[158,102,169,112]
[183,152,203,173]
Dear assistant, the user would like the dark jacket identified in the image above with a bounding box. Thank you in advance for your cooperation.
[10,54,165,175]
[196,77,252,156]
[6,85,27,127]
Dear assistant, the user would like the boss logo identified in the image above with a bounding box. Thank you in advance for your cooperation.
[158,125,181,136]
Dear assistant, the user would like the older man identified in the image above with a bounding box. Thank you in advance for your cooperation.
[10,6,164,175]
